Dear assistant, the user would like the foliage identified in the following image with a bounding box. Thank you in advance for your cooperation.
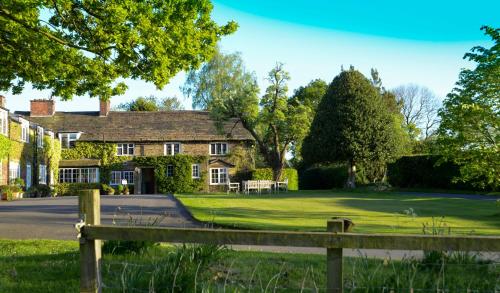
[115,96,184,111]
[184,51,313,180]
[251,168,298,190]
[0,134,12,160]
[134,155,206,193]
[387,155,479,190]
[61,142,129,183]
[299,165,347,190]
[0,1,237,100]
[289,79,328,165]
[178,191,500,234]
[101,184,115,195]
[302,69,404,188]
[436,26,499,190]
[43,136,61,182]
[53,183,100,197]
[116,184,124,194]
[123,185,130,194]
[28,184,52,197]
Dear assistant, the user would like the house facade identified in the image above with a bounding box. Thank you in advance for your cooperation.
[14,98,254,194]
[0,96,56,192]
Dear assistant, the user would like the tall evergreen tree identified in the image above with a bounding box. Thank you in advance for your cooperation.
[302,69,400,188]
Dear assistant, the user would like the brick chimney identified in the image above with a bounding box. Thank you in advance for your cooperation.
[99,99,110,116]
[0,95,6,108]
[30,99,55,116]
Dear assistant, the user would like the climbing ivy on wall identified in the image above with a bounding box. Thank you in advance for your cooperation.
[44,137,61,182]
[0,134,12,160]
[134,155,207,193]
[61,142,130,183]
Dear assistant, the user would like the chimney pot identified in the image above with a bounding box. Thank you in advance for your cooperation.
[100,99,110,116]
[30,99,55,116]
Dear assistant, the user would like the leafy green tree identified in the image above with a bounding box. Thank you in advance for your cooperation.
[289,79,328,165]
[116,96,184,111]
[436,26,499,190]
[183,50,311,180]
[0,1,237,100]
[302,69,402,188]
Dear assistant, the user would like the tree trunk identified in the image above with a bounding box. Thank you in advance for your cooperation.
[273,165,283,182]
[346,160,356,188]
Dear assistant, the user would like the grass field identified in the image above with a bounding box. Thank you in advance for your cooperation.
[1,239,498,292]
[176,190,500,235]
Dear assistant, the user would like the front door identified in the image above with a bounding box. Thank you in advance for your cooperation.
[141,168,155,194]
[26,164,32,189]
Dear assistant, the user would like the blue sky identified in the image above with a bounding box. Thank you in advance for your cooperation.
[2,1,498,112]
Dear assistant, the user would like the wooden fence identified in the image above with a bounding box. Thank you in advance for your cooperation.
[76,190,500,293]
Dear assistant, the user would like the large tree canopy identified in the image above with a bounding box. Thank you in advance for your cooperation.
[183,50,311,180]
[302,69,402,188]
[0,0,237,100]
[437,26,499,190]
[116,96,184,111]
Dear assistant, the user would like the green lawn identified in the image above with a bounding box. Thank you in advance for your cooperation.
[177,190,500,235]
[1,239,498,292]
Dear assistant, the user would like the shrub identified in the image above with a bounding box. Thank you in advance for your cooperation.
[387,155,478,190]
[117,184,124,194]
[123,185,130,194]
[28,184,52,197]
[101,184,115,195]
[299,165,347,190]
[251,168,298,190]
[54,183,101,197]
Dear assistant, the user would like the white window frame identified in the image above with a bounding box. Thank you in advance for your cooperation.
[39,164,47,184]
[117,143,135,156]
[0,109,8,136]
[59,168,99,183]
[164,142,181,156]
[110,171,122,185]
[26,163,32,189]
[122,171,134,185]
[166,165,174,177]
[59,132,80,149]
[209,142,229,156]
[9,161,20,183]
[210,168,227,185]
[192,164,200,179]
[20,118,30,143]
[37,126,44,148]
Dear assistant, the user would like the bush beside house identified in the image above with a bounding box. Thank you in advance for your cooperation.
[251,168,298,191]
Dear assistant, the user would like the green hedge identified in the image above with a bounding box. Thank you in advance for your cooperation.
[251,168,298,191]
[54,183,101,197]
[299,165,347,190]
[134,155,206,193]
[387,155,477,190]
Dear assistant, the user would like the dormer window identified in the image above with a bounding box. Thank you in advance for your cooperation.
[59,133,80,149]
[0,109,8,136]
[37,126,44,148]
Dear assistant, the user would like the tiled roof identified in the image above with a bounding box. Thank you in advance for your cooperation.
[15,111,254,142]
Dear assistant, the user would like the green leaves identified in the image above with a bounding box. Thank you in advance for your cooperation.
[436,26,499,190]
[0,0,236,100]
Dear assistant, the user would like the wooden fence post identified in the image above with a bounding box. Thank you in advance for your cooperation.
[79,189,102,293]
[327,219,344,293]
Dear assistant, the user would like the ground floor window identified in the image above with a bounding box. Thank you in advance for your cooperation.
[59,168,99,183]
[9,161,20,183]
[192,164,200,179]
[166,165,174,177]
[110,170,134,185]
[39,164,47,184]
[210,168,227,185]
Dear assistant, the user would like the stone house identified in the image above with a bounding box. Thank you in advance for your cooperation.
[0,96,56,190]
[15,99,254,194]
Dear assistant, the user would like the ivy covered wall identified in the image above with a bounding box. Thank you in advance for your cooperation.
[134,155,207,193]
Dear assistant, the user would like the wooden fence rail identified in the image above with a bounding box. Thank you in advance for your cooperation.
[77,190,500,293]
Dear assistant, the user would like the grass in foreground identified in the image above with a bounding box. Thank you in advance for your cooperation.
[0,239,498,292]
[177,190,500,235]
